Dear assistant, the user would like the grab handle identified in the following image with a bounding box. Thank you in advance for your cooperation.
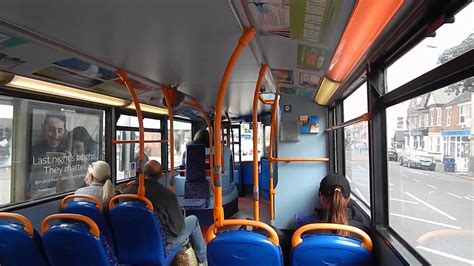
[41,213,100,238]
[108,194,153,211]
[291,223,372,251]
[0,212,34,235]
[60,194,103,211]
[206,219,279,246]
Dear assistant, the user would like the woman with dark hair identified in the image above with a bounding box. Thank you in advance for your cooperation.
[317,174,368,236]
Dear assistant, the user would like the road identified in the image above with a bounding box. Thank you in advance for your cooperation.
[346,151,474,265]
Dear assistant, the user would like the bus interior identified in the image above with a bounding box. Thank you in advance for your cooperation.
[0,0,473,265]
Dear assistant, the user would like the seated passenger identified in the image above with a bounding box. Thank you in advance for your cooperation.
[181,129,210,165]
[123,160,207,265]
[317,174,368,236]
[75,160,116,206]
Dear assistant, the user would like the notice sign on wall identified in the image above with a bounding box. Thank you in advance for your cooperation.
[300,115,319,134]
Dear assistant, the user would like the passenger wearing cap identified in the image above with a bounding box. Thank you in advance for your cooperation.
[75,160,116,206]
[317,174,368,236]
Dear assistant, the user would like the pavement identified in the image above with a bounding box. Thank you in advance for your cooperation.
[346,152,474,266]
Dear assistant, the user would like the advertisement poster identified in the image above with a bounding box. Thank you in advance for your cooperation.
[299,115,319,134]
[0,53,26,70]
[299,72,321,88]
[34,66,103,88]
[92,78,156,99]
[280,86,315,99]
[53,58,117,80]
[0,33,28,50]
[27,104,103,199]
[296,44,330,71]
[271,69,294,85]
[248,1,290,38]
[290,0,343,44]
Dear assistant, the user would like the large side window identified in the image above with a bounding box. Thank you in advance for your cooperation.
[386,3,473,92]
[343,82,370,209]
[116,114,161,182]
[0,95,104,207]
[386,81,472,265]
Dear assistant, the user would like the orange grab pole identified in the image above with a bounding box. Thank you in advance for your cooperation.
[325,113,371,132]
[271,158,329,162]
[162,87,176,192]
[213,28,256,227]
[109,194,154,211]
[291,223,373,252]
[112,140,168,144]
[117,70,145,197]
[269,94,279,225]
[41,214,100,238]
[252,64,268,222]
[0,212,34,235]
[60,194,104,211]
[206,219,279,246]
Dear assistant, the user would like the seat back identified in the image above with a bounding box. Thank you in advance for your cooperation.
[60,196,115,251]
[41,213,116,266]
[291,235,372,266]
[109,199,174,265]
[208,230,283,266]
[186,143,206,181]
[291,223,373,266]
[0,213,50,266]
[184,144,210,208]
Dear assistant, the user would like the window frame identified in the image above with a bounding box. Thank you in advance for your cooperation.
[167,117,193,171]
[114,110,166,184]
[446,107,452,126]
[458,103,470,126]
[0,87,111,210]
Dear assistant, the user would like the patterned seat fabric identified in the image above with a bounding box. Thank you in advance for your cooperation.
[109,201,180,265]
[183,144,209,209]
[42,220,117,266]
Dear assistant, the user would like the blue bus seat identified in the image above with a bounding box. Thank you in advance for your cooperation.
[207,230,283,266]
[0,212,50,266]
[291,223,372,266]
[109,195,180,265]
[60,194,115,252]
[41,213,117,266]
[183,143,210,209]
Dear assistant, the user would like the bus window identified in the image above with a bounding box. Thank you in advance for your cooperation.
[386,3,473,92]
[386,80,473,265]
[343,83,370,209]
[0,95,104,207]
[168,120,192,169]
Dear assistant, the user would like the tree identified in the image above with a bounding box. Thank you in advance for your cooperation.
[438,33,473,95]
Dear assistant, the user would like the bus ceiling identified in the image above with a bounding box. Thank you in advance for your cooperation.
[0,0,465,117]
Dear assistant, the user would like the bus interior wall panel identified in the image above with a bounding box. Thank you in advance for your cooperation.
[275,95,328,230]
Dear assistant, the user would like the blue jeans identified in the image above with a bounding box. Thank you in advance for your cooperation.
[168,215,207,263]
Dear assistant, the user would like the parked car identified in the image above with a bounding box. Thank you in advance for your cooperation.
[387,148,398,161]
[400,150,436,170]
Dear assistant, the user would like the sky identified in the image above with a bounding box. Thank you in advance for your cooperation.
[344,3,473,143]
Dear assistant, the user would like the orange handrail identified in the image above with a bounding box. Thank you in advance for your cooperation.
[271,158,329,162]
[325,113,371,132]
[109,194,154,211]
[268,94,279,225]
[252,64,268,222]
[0,212,34,235]
[163,87,176,192]
[121,179,136,189]
[112,140,168,144]
[41,213,100,238]
[291,223,373,252]
[213,28,256,227]
[60,194,104,211]
[185,99,215,190]
[117,70,145,197]
[206,219,279,246]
